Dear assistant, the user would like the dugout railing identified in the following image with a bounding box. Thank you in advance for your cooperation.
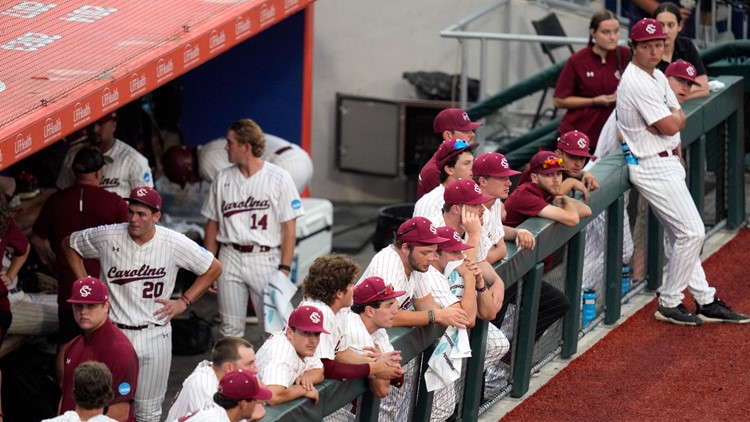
[264,74,745,421]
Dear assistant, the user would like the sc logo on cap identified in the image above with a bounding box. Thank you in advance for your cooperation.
[79,285,92,297]
[309,312,321,324]
[577,138,587,149]
[646,23,657,34]
[136,188,148,197]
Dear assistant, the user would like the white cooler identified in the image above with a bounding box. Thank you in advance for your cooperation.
[292,198,333,286]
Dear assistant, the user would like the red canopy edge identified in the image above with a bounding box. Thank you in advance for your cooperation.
[0,0,314,171]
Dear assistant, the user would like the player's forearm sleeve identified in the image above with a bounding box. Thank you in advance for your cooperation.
[321,358,370,380]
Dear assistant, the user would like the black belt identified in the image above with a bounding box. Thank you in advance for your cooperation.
[657,148,679,158]
[7,287,21,294]
[274,146,293,155]
[230,243,272,253]
[115,323,151,331]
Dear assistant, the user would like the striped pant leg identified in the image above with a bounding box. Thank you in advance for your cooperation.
[217,247,251,337]
[484,323,510,390]
[124,324,172,422]
[628,158,715,307]
[7,292,58,336]
[246,252,278,335]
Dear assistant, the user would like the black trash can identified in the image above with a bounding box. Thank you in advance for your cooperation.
[372,203,415,252]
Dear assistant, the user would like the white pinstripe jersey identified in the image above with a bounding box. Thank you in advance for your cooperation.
[57,140,153,198]
[43,411,117,422]
[255,331,323,388]
[485,201,505,245]
[201,163,304,246]
[338,311,394,355]
[429,214,492,263]
[170,402,230,422]
[413,184,445,218]
[165,360,217,422]
[297,299,346,360]
[358,246,432,310]
[196,139,228,183]
[69,224,214,326]
[616,65,681,158]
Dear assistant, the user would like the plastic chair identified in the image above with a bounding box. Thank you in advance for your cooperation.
[531,13,575,127]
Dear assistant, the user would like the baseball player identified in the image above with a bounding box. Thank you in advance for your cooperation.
[162,134,313,193]
[31,146,129,377]
[57,112,153,198]
[201,119,303,336]
[617,19,749,325]
[414,138,478,219]
[60,277,139,422]
[359,217,470,421]
[472,152,536,252]
[170,370,271,422]
[298,255,402,382]
[45,361,119,422]
[166,337,257,421]
[555,131,600,199]
[62,186,222,422]
[0,199,30,346]
[417,108,483,199]
[255,305,326,406]
[432,226,510,414]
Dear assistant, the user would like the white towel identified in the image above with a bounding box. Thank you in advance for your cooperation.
[263,271,297,334]
[424,326,472,392]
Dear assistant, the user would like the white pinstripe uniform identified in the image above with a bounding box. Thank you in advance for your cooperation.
[413,185,445,219]
[202,163,303,336]
[165,360,218,422]
[298,299,345,360]
[3,252,58,336]
[69,223,215,422]
[58,140,153,198]
[168,402,230,422]
[255,330,324,388]
[358,247,437,421]
[331,311,395,422]
[617,64,715,308]
[198,135,313,193]
[42,411,117,422]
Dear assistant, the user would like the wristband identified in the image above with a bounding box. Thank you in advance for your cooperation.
[278,264,291,272]
[180,295,192,308]
[476,284,488,293]
[427,309,435,324]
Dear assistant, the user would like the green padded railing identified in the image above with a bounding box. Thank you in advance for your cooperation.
[263,75,744,422]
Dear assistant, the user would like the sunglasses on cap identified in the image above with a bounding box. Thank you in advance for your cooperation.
[362,283,396,304]
[542,157,564,169]
[395,225,417,239]
[452,140,469,150]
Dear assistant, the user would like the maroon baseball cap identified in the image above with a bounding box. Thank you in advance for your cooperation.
[665,60,702,86]
[630,18,666,42]
[218,369,273,402]
[433,108,482,133]
[435,139,479,170]
[354,276,405,305]
[557,130,593,158]
[444,179,494,205]
[472,152,521,178]
[529,151,564,175]
[396,216,450,247]
[436,226,473,252]
[288,305,330,334]
[126,186,162,212]
[68,276,109,304]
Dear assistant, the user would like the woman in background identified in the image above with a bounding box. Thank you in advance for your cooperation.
[654,2,709,100]
[553,10,629,150]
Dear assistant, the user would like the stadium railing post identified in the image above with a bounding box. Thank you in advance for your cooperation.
[646,208,665,292]
[462,319,488,421]
[511,263,543,398]
[562,229,585,358]
[604,195,624,325]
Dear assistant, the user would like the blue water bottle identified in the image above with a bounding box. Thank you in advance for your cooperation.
[621,144,638,165]
[621,264,631,303]
[582,289,596,327]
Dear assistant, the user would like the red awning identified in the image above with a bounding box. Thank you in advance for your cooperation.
[0,0,313,170]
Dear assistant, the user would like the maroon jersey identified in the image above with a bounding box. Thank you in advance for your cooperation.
[553,45,629,147]
[32,183,127,309]
[61,319,139,421]
[503,183,554,228]
[0,219,29,311]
